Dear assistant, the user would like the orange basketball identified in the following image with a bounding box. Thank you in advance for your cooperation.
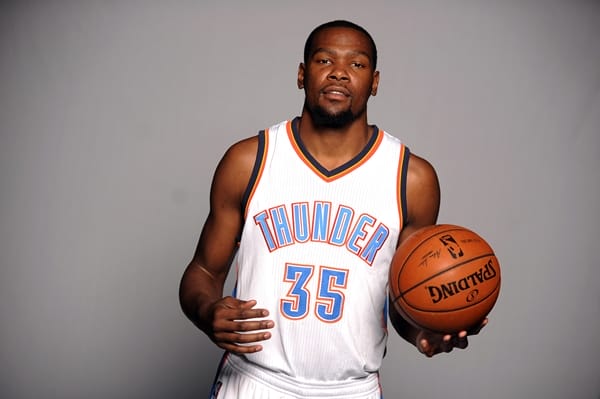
[389,224,501,333]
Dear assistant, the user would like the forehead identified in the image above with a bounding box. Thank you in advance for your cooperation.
[310,27,373,58]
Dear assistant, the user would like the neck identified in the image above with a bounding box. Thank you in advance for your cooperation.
[298,105,370,135]
[296,109,373,170]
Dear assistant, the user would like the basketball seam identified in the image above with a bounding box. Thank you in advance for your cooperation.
[398,253,495,297]
[399,279,500,313]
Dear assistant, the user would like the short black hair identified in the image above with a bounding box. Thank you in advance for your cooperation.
[303,20,378,70]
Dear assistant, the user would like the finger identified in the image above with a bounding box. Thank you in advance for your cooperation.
[419,337,441,358]
[217,341,264,354]
[220,298,261,313]
[218,329,273,353]
[454,330,469,350]
[418,338,433,357]
[238,306,270,321]
[219,297,254,308]
[234,319,275,333]
[468,318,488,335]
[217,330,272,344]
[237,298,258,309]
[213,318,274,336]
[214,303,270,322]
[442,334,454,353]
[213,330,273,352]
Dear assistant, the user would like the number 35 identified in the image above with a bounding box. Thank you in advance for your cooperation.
[280,264,349,323]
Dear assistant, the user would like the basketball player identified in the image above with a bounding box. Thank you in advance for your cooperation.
[179,20,486,399]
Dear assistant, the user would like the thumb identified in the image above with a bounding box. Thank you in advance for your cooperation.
[221,296,257,310]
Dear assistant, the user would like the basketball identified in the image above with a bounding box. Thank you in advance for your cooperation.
[389,224,501,333]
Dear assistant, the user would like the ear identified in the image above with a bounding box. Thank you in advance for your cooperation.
[370,70,380,96]
[297,63,305,89]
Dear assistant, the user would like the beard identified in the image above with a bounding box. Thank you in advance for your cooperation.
[307,102,356,128]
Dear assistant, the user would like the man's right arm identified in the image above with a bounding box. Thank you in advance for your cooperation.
[178,136,274,354]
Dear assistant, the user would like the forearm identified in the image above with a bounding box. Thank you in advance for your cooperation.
[389,300,419,347]
[179,261,226,333]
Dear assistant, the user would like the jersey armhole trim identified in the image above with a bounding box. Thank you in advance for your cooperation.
[241,129,268,220]
[397,144,410,230]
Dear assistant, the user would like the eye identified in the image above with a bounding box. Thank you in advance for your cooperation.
[351,62,365,69]
[317,58,332,65]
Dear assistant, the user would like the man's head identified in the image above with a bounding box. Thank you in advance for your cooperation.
[304,20,378,71]
[298,20,380,128]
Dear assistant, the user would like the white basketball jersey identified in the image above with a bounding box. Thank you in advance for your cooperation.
[231,118,410,383]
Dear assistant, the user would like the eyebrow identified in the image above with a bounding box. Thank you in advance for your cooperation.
[311,47,371,61]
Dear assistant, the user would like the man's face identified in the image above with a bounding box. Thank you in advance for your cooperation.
[298,27,379,128]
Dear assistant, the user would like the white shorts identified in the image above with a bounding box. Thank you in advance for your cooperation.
[210,354,382,399]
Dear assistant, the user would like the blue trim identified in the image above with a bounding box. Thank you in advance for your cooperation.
[291,117,380,178]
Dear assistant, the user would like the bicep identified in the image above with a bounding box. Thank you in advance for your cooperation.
[191,137,258,282]
[399,153,440,244]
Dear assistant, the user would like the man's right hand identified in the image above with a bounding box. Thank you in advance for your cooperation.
[205,297,274,354]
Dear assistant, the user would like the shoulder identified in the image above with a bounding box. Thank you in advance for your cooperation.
[220,119,290,164]
[217,134,260,173]
[376,128,435,180]
[406,152,437,182]
[221,135,260,167]
[213,119,291,194]
[210,135,260,202]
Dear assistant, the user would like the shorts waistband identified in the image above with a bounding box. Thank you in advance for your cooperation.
[225,354,381,398]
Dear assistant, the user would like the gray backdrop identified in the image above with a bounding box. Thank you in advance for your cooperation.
[1,1,599,398]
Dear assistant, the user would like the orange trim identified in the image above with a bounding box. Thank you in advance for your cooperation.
[286,120,319,174]
[287,122,384,182]
[243,129,269,219]
[396,144,406,230]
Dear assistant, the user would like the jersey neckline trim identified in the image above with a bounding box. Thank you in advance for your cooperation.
[287,117,383,182]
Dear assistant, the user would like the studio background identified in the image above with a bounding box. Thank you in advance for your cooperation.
[1,1,599,398]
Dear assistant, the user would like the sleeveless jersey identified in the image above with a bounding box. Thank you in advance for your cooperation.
[231,118,410,384]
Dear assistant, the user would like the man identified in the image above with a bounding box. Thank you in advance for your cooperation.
[179,20,485,399]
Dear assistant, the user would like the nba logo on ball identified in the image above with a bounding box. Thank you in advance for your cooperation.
[389,224,501,333]
[439,234,464,258]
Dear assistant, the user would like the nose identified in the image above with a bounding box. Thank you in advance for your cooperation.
[328,65,349,81]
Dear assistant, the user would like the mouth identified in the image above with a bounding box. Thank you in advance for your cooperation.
[321,86,350,100]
